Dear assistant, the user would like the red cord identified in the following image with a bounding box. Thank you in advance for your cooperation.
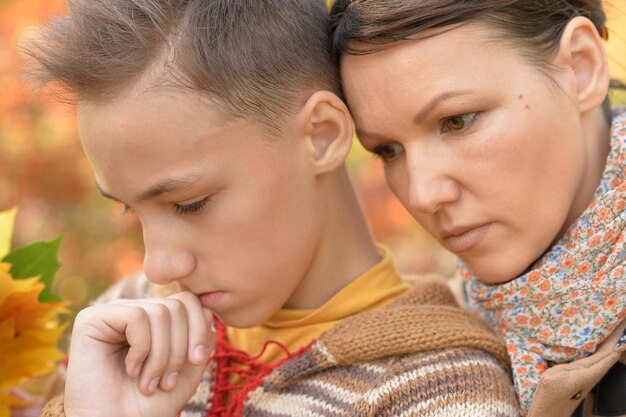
[207,319,313,417]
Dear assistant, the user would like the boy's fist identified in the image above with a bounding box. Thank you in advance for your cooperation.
[64,291,215,417]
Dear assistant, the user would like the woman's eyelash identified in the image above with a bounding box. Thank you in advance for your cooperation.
[121,205,134,216]
[441,112,479,133]
[175,196,211,215]
[372,143,404,162]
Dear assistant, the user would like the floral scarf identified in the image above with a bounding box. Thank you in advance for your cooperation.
[461,109,626,414]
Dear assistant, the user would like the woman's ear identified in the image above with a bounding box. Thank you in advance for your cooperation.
[556,16,609,113]
[296,91,354,175]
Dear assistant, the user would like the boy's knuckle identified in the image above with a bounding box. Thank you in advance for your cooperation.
[168,354,186,370]
[133,342,151,357]
[150,303,170,320]
[145,348,168,367]
[172,291,195,304]
[74,306,96,325]
[197,326,211,341]
[166,299,186,316]
[129,305,149,323]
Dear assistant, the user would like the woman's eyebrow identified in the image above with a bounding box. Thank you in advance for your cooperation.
[413,90,474,124]
[355,128,392,142]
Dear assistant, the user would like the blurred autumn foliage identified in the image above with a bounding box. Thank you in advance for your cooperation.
[1,0,146,310]
[1,0,625,313]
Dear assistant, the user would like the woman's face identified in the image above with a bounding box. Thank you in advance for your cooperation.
[341,23,593,284]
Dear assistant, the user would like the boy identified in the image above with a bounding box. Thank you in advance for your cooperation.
[25,1,519,416]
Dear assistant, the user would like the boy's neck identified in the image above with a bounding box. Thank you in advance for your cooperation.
[283,166,381,310]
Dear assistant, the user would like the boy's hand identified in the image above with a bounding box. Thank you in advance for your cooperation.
[64,291,215,417]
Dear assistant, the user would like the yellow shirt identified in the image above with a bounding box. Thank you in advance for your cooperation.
[226,246,411,365]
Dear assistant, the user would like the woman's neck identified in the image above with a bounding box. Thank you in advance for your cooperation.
[559,107,612,239]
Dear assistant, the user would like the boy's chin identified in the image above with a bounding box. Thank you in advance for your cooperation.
[215,309,272,329]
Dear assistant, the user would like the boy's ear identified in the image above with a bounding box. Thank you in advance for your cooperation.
[556,16,609,113]
[296,91,353,174]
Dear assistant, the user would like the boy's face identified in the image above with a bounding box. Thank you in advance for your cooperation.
[78,86,324,328]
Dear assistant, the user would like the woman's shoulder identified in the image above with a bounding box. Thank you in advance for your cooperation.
[528,320,626,417]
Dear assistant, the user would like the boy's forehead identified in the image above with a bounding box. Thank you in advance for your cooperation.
[78,84,228,128]
[75,72,303,151]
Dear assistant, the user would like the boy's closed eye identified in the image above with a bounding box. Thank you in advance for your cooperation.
[120,196,212,216]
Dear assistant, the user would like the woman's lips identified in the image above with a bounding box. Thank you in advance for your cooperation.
[443,223,491,253]
[198,291,225,309]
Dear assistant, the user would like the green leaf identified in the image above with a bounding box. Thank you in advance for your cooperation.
[2,236,64,302]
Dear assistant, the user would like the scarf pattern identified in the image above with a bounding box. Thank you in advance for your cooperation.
[461,110,626,414]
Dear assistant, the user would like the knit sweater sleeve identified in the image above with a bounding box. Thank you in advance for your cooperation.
[369,347,520,417]
[39,395,65,417]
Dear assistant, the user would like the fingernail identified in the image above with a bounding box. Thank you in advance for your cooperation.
[166,372,178,388]
[210,321,217,334]
[193,345,207,363]
[148,377,159,394]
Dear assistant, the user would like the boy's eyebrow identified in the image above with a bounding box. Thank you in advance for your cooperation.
[96,173,205,203]
[96,184,120,202]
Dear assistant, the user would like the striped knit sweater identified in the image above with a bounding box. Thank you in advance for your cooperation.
[41,276,520,417]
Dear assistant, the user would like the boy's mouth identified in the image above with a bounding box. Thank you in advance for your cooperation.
[198,291,225,309]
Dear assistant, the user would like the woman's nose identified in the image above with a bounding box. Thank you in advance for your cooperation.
[142,225,196,286]
[405,151,460,214]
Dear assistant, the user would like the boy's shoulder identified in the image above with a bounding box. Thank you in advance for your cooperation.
[319,274,509,367]
[247,273,519,415]
[245,277,519,415]
[247,344,518,417]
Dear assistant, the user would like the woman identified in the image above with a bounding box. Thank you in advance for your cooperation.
[330,1,625,417]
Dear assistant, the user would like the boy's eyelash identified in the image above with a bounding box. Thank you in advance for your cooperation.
[120,197,211,216]
[175,196,211,215]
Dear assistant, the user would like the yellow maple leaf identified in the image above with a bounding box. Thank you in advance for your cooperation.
[0,390,26,417]
[0,208,17,259]
[0,262,68,415]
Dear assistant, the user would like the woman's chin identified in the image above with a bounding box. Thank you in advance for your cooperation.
[463,257,526,285]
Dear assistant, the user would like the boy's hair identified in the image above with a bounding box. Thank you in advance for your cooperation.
[23,0,340,133]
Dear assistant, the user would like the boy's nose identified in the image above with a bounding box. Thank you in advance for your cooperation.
[142,226,196,286]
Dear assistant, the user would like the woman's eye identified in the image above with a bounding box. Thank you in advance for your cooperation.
[175,196,211,215]
[372,143,404,162]
[441,112,478,133]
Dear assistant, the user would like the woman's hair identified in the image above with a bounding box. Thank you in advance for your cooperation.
[330,0,625,116]
[22,0,340,133]
[330,0,607,65]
